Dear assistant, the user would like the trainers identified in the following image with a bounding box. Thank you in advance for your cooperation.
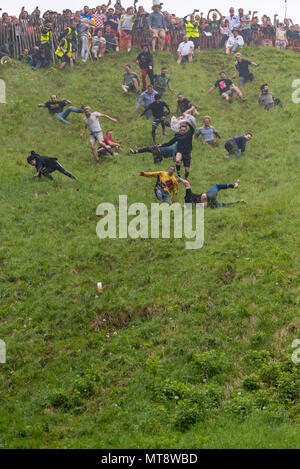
[234,179,240,189]
[130,148,137,154]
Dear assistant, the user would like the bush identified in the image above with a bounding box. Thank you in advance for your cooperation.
[190,350,227,378]
[242,350,271,369]
[173,400,206,431]
[277,372,298,403]
[224,390,255,417]
[259,362,282,386]
[242,374,261,391]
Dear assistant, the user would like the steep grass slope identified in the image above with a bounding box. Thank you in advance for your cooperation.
[0,47,299,448]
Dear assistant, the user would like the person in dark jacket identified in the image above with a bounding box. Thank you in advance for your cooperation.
[159,121,195,178]
[141,94,170,143]
[224,132,252,159]
[177,177,245,208]
[136,44,154,91]
[27,151,76,180]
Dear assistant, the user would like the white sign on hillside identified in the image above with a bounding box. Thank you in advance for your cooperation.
[0,340,6,363]
[0,80,6,103]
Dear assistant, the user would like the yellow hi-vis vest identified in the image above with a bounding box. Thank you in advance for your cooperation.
[55,38,72,58]
[40,29,51,44]
[120,14,135,28]
[186,21,199,38]
[65,27,78,41]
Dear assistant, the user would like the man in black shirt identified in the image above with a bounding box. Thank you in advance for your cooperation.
[233,53,260,87]
[208,71,245,102]
[160,121,195,179]
[136,44,154,91]
[141,94,170,143]
[38,94,83,124]
[176,93,199,116]
[27,151,77,180]
[178,177,244,208]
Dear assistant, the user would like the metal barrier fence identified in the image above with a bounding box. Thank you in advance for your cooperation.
[1,23,299,62]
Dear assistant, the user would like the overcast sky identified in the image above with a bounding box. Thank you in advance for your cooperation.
[1,1,299,22]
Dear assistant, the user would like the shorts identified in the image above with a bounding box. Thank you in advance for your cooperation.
[151,28,165,39]
[184,188,202,205]
[182,152,191,167]
[89,130,104,142]
[221,89,232,97]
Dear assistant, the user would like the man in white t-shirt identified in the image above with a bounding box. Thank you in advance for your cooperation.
[226,29,244,54]
[80,106,118,161]
[177,36,194,64]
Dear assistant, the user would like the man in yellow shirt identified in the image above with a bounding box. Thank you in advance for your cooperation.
[138,166,178,203]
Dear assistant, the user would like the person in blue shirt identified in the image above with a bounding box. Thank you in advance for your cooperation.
[136,84,158,119]
[224,132,252,159]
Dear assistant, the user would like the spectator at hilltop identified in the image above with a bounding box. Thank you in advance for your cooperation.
[238,8,252,45]
[226,7,240,31]
[226,29,244,54]
[207,9,222,33]
[149,1,167,52]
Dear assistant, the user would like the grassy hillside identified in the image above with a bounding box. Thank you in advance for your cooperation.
[0,46,299,449]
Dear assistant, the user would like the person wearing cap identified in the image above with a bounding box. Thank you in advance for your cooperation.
[136,44,154,91]
[177,177,244,208]
[225,28,244,54]
[274,15,288,50]
[149,1,167,52]
[27,151,77,180]
[233,52,260,87]
[258,84,282,110]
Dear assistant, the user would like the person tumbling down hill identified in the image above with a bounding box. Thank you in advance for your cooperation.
[80,106,118,161]
[141,94,170,143]
[258,84,282,110]
[38,95,84,124]
[208,71,246,102]
[233,52,260,87]
[195,116,221,146]
[159,120,195,179]
[27,151,76,180]
[97,130,121,157]
[130,144,177,164]
[138,166,178,203]
[224,132,252,159]
[177,177,245,208]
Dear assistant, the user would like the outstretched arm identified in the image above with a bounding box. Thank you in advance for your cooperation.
[207,85,216,94]
[38,103,46,107]
[100,113,118,123]
[138,171,162,178]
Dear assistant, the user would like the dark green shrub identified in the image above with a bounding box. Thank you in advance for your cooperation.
[259,362,282,386]
[242,374,261,391]
[190,350,227,378]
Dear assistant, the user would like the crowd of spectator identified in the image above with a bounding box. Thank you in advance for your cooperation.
[0,2,300,66]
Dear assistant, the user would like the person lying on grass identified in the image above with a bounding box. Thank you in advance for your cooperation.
[224,132,252,159]
[27,151,76,180]
[177,177,245,208]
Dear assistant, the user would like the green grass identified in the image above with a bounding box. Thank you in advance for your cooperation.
[0,46,299,449]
